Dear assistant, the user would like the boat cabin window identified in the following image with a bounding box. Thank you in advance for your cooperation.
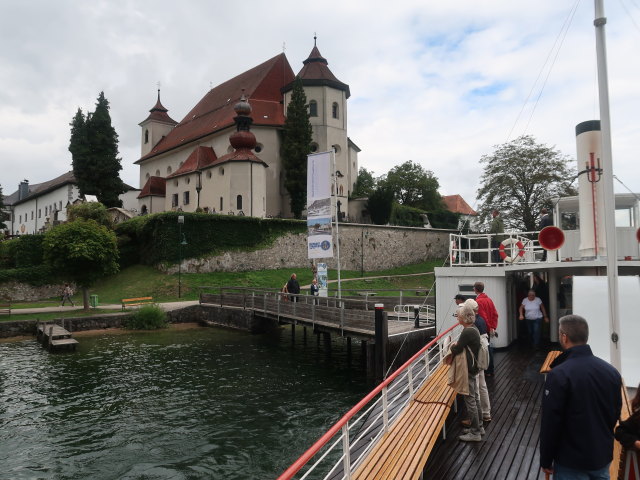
[561,212,578,230]
[615,208,634,227]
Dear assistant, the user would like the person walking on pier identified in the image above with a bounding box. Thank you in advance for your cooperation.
[540,315,622,479]
[474,281,498,376]
[60,284,74,307]
[287,274,300,302]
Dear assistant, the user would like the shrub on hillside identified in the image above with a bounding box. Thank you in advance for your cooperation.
[124,304,168,330]
[115,212,306,266]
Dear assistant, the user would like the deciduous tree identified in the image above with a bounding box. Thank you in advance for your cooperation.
[67,202,113,229]
[282,77,313,219]
[476,135,577,231]
[43,219,119,309]
[70,92,126,208]
[351,168,376,198]
[367,185,395,225]
[379,161,442,211]
[0,185,7,231]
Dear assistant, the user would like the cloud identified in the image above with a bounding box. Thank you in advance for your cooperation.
[1,0,639,212]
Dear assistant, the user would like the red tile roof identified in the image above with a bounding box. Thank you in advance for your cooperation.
[137,53,294,163]
[442,194,477,215]
[167,146,218,179]
[138,176,166,198]
[209,148,267,168]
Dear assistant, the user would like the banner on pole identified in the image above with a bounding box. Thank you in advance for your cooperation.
[307,151,333,259]
[317,263,328,297]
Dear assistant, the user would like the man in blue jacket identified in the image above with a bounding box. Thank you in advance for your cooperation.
[540,315,622,479]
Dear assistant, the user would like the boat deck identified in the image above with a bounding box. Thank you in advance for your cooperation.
[424,345,549,479]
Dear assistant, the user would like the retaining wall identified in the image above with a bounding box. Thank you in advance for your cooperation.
[163,223,452,274]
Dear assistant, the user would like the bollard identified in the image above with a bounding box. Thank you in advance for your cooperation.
[374,304,388,382]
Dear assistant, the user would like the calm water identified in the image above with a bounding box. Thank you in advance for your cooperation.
[0,326,369,480]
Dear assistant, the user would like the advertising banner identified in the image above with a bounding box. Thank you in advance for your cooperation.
[307,151,333,259]
[317,263,328,297]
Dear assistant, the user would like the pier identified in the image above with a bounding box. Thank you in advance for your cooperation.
[36,320,79,352]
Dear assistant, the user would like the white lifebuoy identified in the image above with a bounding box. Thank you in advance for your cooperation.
[499,238,525,263]
[450,240,458,263]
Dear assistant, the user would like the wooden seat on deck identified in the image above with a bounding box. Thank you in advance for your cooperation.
[352,363,456,480]
[539,350,561,375]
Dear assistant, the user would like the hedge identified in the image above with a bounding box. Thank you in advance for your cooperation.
[115,212,306,266]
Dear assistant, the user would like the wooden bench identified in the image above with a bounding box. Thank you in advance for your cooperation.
[352,363,456,480]
[540,350,562,376]
[121,297,154,311]
[0,303,11,316]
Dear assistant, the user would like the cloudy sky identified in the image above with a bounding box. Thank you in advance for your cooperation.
[1,0,639,211]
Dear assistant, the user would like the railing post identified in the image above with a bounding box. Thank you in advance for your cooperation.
[263,293,267,313]
[342,423,352,480]
[408,368,414,398]
[382,386,389,432]
[251,291,255,310]
[311,300,315,324]
[277,294,281,319]
[374,304,387,382]
[414,305,420,328]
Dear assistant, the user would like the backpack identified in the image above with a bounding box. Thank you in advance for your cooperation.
[467,334,490,371]
[477,334,490,370]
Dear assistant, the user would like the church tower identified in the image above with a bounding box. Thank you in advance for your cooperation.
[282,38,357,218]
[138,90,178,158]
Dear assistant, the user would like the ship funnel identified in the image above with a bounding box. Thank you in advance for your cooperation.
[538,226,565,251]
[575,120,607,258]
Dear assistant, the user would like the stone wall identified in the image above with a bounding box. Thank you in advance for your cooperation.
[0,281,69,302]
[164,223,452,274]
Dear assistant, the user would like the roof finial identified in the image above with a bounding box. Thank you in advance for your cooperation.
[156,81,161,101]
[314,32,317,46]
[282,41,286,53]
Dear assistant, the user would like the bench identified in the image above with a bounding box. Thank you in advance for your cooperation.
[352,363,456,479]
[539,350,562,376]
[121,297,154,311]
[0,303,10,316]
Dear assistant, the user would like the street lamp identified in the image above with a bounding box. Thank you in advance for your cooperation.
[178,215,188,298]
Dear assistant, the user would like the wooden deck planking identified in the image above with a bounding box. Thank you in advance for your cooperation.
[424,347,548,480]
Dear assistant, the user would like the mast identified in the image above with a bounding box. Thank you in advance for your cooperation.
[594,0,621,369]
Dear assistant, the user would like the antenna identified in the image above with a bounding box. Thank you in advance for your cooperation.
[314,32,317,46]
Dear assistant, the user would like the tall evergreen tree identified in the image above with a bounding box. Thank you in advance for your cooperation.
[282,77,313,218]
[69,92,126,207]
[0,184,7,230]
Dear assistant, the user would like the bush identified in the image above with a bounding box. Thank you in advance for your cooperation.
[390,204,426,227]
[115,212,306,266]
[0,265,55,285]
[124,304,168,330]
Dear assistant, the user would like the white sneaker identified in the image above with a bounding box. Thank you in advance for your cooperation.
[459,432,482,442]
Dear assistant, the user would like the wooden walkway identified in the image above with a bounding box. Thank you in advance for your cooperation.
[200,291,435,341]
[36,321,79,352]
[424,346,548,479]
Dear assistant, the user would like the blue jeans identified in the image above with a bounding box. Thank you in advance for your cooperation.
[553,462,610,480]
[526,318,542,347]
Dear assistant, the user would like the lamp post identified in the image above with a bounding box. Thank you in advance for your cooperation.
[333,155,343,300]
[178,215,187,298]
[195,172,202,210]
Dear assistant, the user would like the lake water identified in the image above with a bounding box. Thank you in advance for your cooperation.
[0,325,369,479]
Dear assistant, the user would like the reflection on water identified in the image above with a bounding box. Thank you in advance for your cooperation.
[0,325,369,479]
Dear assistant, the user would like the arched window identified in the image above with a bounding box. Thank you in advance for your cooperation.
[155,169,160,176]
[309,100,318,117]
[332,102,339,119]
[167,166,172,174]
[144,129,149,144]
[237,195,243,210]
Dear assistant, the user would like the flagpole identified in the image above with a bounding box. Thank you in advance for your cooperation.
[333,149,342,300]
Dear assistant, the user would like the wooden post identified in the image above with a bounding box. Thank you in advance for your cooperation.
[374,304,388,382]
[347,336,352,365]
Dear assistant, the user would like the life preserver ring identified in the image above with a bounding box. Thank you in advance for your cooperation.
[499,238,525,263]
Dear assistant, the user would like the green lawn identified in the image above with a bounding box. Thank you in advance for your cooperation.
[9,258,445,309]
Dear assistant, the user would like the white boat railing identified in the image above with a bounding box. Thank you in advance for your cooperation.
[276,323,461,480]
[449,231,546,266]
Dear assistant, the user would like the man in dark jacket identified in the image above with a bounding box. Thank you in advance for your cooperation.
[286,274,300,302]
[540,315,622,478]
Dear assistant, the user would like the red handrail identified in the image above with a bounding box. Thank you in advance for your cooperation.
[276,323,460,480]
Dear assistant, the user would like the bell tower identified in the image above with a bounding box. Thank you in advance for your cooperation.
[138,89,178,157]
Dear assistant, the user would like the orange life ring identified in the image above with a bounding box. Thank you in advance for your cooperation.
[499,238,525,263]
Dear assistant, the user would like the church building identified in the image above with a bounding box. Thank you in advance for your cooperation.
[136,41,360,218]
